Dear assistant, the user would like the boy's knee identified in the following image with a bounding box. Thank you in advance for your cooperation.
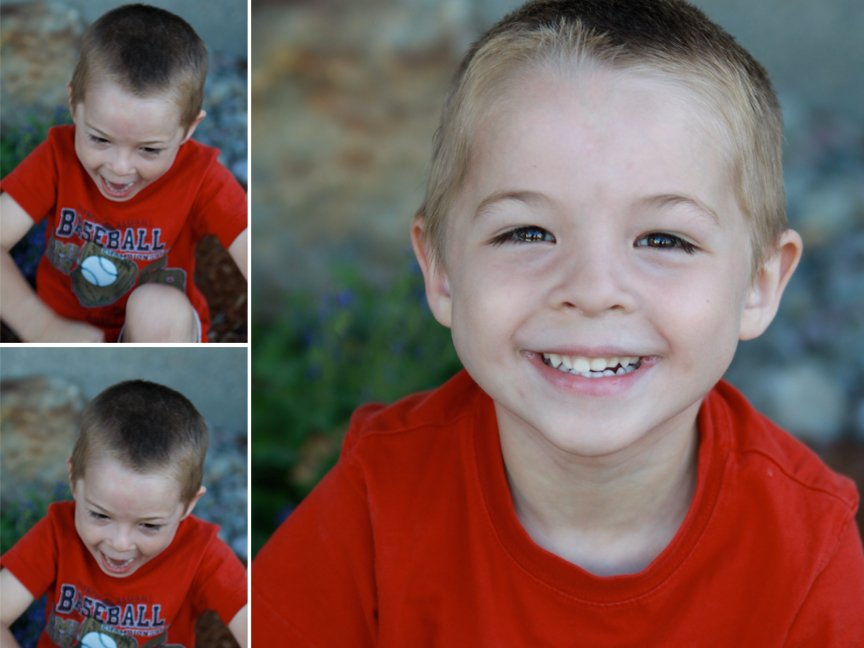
[124,283,197,342]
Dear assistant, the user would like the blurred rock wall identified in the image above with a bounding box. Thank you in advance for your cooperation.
[0,347,248,432]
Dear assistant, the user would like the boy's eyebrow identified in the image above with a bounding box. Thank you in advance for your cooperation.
[84,498,171,521]
[84,122,171,146]
[641,194,720,226]
[474,191,721,228]
[474,190,555,219]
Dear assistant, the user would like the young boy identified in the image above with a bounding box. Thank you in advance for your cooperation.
[252,0,864,644]
[0,380,247,648]
[0,4,248,343]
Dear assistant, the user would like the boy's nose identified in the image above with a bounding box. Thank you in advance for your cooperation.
[109,527,136,552]
[108,149,136,177]
[548,239,635,316]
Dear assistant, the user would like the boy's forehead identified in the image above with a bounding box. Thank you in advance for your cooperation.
[461,70,737,216]
[80,80,185,132]
[81,454,184,503]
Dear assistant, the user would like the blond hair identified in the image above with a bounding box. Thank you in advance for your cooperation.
[70,380,209,509]
[419,0,785,278]
[69,4,208,131]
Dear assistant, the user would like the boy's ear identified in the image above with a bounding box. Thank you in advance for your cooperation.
[66,82,76,121]
[181,485,207,519]
[411,214,452,328]
[181,110,207,143]
[67,458,74,489]
[739,229,803,341]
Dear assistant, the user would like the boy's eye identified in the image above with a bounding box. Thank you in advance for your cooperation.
[491,226,556,246]
[141,147,162,156]
[635,232,697,255]
[88,135,108,145]
[88,511,109,521]
[141,523,163,532]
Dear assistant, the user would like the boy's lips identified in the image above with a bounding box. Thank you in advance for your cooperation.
[100,551,138,574]
[100,175,137,197]
[527,350,657,396]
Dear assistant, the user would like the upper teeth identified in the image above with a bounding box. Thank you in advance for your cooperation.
[542,353,641,377]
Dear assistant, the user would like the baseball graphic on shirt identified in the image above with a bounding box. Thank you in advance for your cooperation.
[80,255,119,286]
[71,241,139,308]
[80,632,117,648]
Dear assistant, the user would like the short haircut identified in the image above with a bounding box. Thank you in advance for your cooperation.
[70,380,209,509]
[418,0,785,278]
[69,4,209,131]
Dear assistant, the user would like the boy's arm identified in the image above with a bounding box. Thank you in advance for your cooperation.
[227,604,248,648]
[0,568,35,648]
[0,193,104,342]
[227,228,248,281]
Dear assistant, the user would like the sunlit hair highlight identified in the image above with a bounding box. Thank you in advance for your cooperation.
[69,4,209,131]
[418,0,785,279]
[70,380,209,510]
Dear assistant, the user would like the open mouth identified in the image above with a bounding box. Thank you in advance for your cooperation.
[100,551,137,574]
[542,353,642,378]
[100,176,137,198]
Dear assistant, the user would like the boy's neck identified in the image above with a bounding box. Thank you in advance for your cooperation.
[497,401,701,577]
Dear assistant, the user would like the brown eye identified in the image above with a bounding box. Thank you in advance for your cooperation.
[515,227,551,242]
[636,232,697,255]
[491,226,556,246]
[647,233,675,247]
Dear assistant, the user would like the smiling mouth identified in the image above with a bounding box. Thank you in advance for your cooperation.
[100,551,136,574]
[542,353,643,378]
[100,176,137,197]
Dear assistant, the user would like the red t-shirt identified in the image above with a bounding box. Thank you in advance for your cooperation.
[0,125,247,341]
[1,501,247,648]
[252,371,864,646]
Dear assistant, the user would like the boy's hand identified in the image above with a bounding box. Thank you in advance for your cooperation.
[1,568,35,648]
[228,604,248,648]
[0,192,104,342]
[227,229,248,281]
[39,316,106,343]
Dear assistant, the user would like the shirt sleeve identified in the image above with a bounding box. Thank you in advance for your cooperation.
[0,132,59,223]
[252,457,378,647]
[0,511,59,599]
[188,157,247,251]
[191,535,248,627]
[783,518,864,646]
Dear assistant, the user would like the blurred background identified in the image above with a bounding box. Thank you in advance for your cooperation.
[0,346,248,648]
[251,0,864,557]
[0,0,249,342]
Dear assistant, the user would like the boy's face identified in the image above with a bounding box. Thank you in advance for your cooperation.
[415,71,799,459]
[69,456,204,578]
[68,81,204,202]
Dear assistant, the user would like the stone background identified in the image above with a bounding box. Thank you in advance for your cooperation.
[0,346,247,430]
[2,0,247,58]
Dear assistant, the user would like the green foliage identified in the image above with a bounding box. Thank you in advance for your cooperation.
[0,108,71,179]
[1,483,70,555]
[251,262,462,557]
